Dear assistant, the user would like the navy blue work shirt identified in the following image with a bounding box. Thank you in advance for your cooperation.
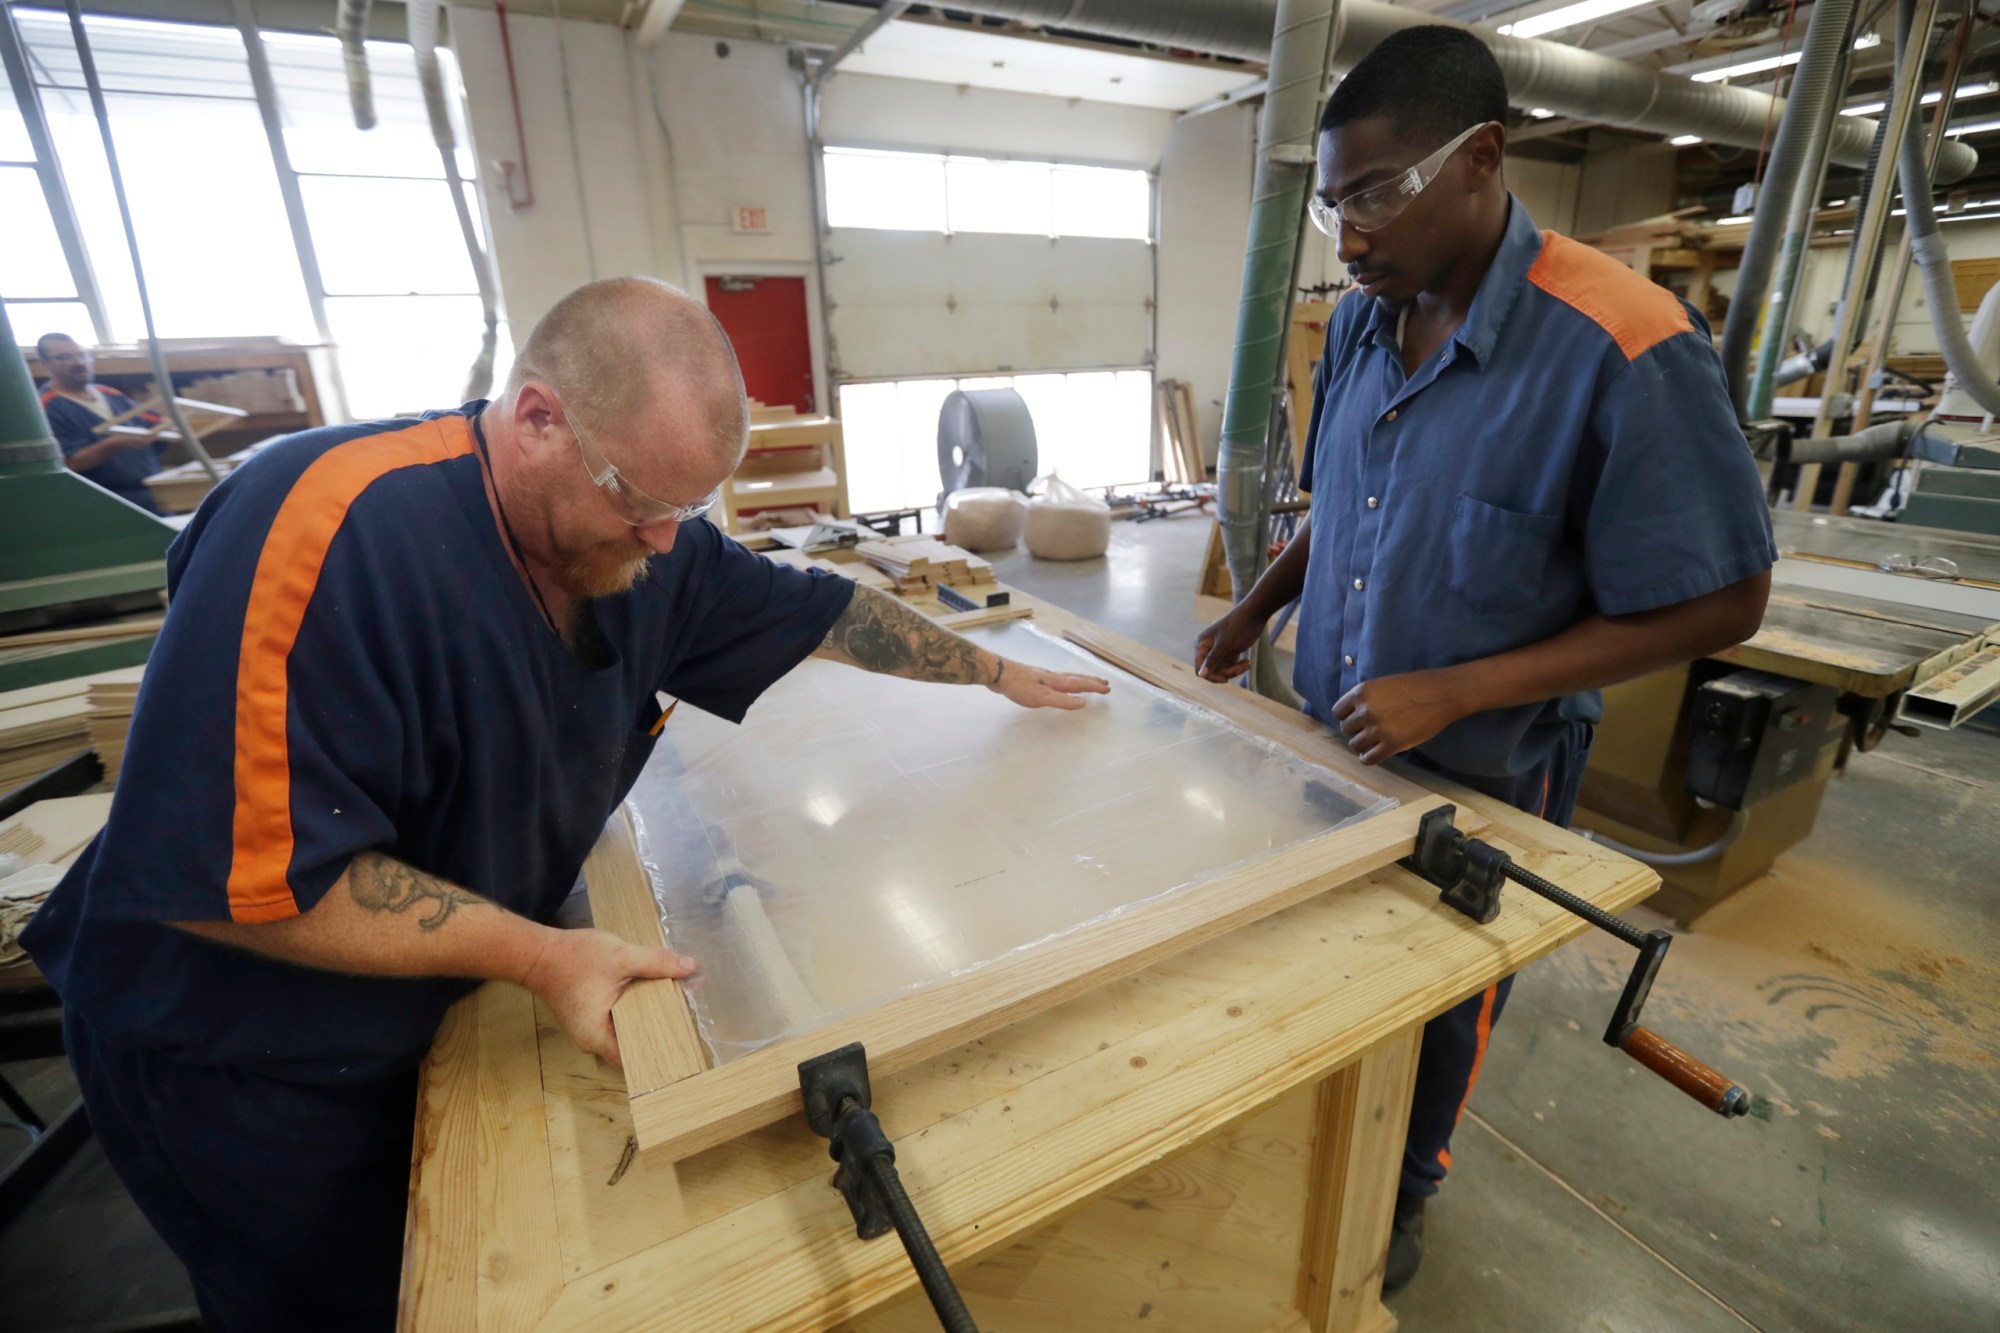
[24,403,854,1083]
[43,384,166,513]
[1295,198,1776,778]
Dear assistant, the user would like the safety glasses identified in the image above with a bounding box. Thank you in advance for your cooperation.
[567,403,721,526]
[1309,121,1496,239]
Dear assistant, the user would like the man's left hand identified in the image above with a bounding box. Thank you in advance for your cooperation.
[988,659,1111,711]
[1332,669,1469,765]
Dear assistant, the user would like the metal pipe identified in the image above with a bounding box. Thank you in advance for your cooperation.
[1216,0,1337,702]
[1747,29,1856,421]
[1796,0,1945,508]
[936,0,1978,180]
[336,0,375,131]
[493,0,535,210]
[1897,0,2000,419]
[60,0,218,483]
[409,0,500,401]
[0,1,111,345]
[1717,0,1856,420]
[1782,417,1917,464]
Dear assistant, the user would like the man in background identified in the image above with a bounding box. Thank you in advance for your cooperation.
[37,332,167,513]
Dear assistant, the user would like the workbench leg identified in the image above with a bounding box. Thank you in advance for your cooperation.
[1293,1026,1421,1333]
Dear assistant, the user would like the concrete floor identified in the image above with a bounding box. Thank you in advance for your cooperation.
[3,511,1996,1331]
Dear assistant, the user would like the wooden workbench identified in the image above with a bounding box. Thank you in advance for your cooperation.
[398,605,1660,1333]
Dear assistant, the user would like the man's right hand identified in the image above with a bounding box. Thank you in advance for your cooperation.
[1195,604,1266,682]
[521,927,697,1070]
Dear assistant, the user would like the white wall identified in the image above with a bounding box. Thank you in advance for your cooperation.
[820,72,1174,165]
[1774,218,2000,358]
[1157,105,1254,466]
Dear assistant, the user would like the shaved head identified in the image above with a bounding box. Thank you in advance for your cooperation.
[508,277,748,475]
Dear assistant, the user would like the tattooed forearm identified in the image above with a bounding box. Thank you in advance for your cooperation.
[818,585,1001,685]
[348,852,487,932]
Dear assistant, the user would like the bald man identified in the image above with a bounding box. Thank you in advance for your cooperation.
[23,278,1107,1331]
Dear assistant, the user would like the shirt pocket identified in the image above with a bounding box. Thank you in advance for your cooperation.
[1448,494,1561,615]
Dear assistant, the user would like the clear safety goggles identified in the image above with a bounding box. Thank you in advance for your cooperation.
[568,404,721,526]
[1309,121,1495,239]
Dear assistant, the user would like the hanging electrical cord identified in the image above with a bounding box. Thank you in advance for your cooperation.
[60,0,219,484]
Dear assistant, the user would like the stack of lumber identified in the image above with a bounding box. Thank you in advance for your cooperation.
[1156,378,1204,484]
[854,539,996,594]
[0,691,92,791]
[84,667,144,785]
[0,666,144,792]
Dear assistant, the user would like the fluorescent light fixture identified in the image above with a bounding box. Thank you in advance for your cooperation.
[1670,134,1702,146]
[1694,32,1878,83]
[1717,215,1753,225]
[1843,79,2000,117]
[1498,0,1656,40]
[1946,118,2000,137]
[1942,210,2000,224]
[1527,107,1556,119]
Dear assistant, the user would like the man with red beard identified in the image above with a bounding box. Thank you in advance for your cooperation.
[24,277,1107,1331]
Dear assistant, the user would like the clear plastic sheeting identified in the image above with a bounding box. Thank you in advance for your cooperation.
[625,622,1397,1063]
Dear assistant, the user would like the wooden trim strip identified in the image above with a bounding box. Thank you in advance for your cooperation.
[582,807,711,1097]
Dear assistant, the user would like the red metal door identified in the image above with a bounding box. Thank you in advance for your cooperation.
[704,275,815,414]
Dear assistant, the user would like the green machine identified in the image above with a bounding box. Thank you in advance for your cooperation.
[0,299,174,691]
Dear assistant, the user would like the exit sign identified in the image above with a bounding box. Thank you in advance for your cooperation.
[732,205,769,234]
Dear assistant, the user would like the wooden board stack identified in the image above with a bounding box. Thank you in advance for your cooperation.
[85,667,145,786]
[854,539,996,594]
[0,666,144,792]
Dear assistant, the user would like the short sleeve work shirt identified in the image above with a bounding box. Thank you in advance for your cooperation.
[1294,199,1776,778]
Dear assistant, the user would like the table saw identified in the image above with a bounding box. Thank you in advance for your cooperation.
[398,598,1675,1333]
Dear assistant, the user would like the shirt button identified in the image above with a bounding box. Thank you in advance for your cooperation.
[1353,578,1365,591]
[1367,496,1380,509]
[1385,410,1399,422]
[1344,655,1355,667]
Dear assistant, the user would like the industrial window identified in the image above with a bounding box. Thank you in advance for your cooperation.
[824,146,1151,240]
[837,369,1153,514]
[4,11,497,420]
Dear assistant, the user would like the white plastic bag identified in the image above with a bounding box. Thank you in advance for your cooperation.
[1024,472,1111,561]
[942,487,1029,551]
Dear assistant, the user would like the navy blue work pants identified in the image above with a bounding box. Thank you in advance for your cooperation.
[1397,720,1593,1198]
[63,1008,415,1332]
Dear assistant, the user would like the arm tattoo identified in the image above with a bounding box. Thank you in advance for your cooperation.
[349,853,486,932]
[821,586,997,685]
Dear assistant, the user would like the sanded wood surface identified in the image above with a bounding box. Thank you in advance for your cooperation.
[1296,1030,1421,1332]
[580,806,708,1097]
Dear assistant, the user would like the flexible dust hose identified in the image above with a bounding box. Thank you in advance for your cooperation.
[406,0,499,401]
[1747,19,1855,420]
[1719,0,1857,420]
[1583,813,1747,868]
[336,0,374,130]
[1782,417,1918,464]
[1895,0,2000,417]
[1217,0,1338,702]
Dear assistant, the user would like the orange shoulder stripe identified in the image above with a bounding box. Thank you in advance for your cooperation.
[1526,230,1693,363]
[225,416,474,923]
[39,388,61,405]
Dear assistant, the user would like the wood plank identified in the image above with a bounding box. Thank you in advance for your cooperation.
[398,990,481,1332]
[473,982,565,1333]
[0,793,113,867]
[1296,1029,1420,1333]
[624,798,1442,1162]
[0,617,164,649]
[582,808,710,1099]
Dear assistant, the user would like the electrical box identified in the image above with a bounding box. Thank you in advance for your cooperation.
[1683,669,1839,810]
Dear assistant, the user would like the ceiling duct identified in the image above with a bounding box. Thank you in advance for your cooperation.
[931,0,1979,182]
